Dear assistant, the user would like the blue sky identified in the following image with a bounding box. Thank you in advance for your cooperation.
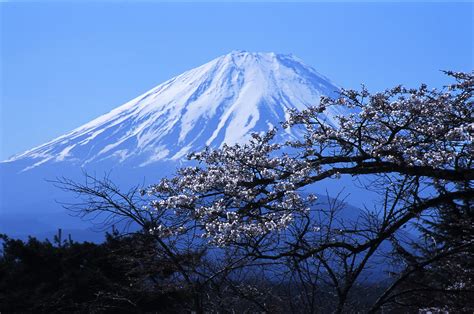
[1,1,472,160]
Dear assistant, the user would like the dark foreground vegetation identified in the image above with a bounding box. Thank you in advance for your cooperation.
[0,231,383,313]
[0,232,195,312]
[0,219,472,313]
[1,72,473,313]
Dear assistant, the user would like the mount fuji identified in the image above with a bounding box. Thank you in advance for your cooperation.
[5,51,341,169]
[1,51,343,240]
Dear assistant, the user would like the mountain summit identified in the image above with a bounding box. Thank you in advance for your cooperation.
[6,51,340,170]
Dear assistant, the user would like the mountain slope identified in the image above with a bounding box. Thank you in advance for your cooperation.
[5,51,341,170]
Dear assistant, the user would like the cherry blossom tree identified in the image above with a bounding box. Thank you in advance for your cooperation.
[144,70,472,311]
[60,71,473,312]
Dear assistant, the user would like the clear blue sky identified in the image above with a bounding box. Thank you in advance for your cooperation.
[1,1,472,160]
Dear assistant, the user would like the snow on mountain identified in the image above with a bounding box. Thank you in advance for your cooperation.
[4,51,341,170]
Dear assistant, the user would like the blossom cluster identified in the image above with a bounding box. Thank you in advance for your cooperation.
[286,72,473,170]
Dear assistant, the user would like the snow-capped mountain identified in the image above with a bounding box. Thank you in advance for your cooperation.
[1,51,345,240]
[5,51,340,170]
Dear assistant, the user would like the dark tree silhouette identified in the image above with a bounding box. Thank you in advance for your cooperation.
[0,231,200,313]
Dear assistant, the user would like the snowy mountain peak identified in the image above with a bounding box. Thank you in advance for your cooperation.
[6,51,342,170]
